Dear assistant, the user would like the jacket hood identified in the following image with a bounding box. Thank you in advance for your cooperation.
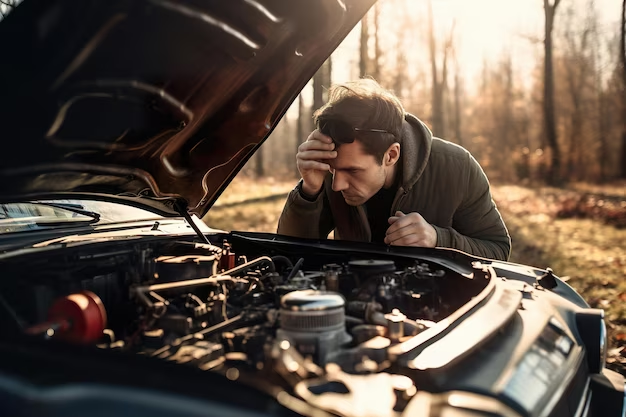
[399,113,434,191]
[0,0,375,217]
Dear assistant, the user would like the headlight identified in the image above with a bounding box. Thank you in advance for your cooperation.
[576,309,608,374]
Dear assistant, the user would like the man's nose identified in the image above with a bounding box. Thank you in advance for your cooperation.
[332,172,349,192]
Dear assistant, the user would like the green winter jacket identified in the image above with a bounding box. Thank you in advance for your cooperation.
[276,113,511,261]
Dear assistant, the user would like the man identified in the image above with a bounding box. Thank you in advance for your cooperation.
[277,79,510,261]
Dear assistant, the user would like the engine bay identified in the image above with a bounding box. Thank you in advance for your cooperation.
[0,235,491,416]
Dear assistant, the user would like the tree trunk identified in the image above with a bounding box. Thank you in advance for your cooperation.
[543,0,562,185]
[598,90,608,181]
[360,16,369,77]
[620,0,626,179]
[327,56,332,90]
[255,145,265,178]
[520,114,532,180]
[296,93,305,178]
[283,115,291,175]
[427,0,455,139]
[313,58,332,112]
[373,3,381,80]
[427,0,444,136]
[594,22,608,181]
[313,69,324,113]
[501,56,515,180]
[453,68,463,147]
[394,42,405,98]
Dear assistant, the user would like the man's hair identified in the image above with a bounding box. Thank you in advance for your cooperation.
[313,78,405,164]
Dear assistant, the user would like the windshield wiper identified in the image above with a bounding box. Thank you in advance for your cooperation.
[33,202,101,223]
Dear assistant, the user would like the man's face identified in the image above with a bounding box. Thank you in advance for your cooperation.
[329,140,387,206]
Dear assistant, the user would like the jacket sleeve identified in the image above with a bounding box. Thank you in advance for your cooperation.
[276,180,335,239]
[432,153,511,261]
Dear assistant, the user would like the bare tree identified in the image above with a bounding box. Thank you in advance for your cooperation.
[282,115,292,175]
[427,0,455,138]
[592,9,609,181]
[313,58,332,112]
[313,70,324,113]
[543,0,563,184]
[296,93,306,178]
[255,143,265,178]
[489,54,519,181]
[619,0,626,178]
[360,15,369,78]
[358,5,383,81]
[561,3,594,180]
[327,57,332,91]
[372,3,382,80]
[391,0,409,98]
[451,48,464,147]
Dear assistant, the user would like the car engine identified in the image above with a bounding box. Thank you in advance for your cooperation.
[0,237,490,416]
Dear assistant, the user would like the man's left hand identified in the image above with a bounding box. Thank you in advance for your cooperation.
[384,211,437,247]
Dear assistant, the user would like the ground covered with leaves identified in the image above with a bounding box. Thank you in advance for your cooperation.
[204,177,626,374]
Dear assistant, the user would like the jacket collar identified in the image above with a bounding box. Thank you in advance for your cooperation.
[399,113,433,191]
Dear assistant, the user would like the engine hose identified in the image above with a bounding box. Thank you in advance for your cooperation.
[345,316,365,326]
[225,256,276,275]
[286,257,304,281]
[271,256,294,268]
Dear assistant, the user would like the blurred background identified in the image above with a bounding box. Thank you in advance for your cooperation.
[202,0,626,373]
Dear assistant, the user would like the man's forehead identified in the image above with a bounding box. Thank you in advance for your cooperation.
[331,141,374,170]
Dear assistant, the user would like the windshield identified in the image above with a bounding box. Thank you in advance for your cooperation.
[0,200,160,234]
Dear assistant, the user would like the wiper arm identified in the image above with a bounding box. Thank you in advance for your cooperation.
[33,202,101,223]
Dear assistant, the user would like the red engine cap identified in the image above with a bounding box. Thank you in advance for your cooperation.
[47,291,107,343]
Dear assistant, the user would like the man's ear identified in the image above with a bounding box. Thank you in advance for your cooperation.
[384,142,401,166]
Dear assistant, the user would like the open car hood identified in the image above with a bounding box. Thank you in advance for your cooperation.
[0,0,374,217]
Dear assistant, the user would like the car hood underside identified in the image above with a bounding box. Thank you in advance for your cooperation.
[0,0,374,216]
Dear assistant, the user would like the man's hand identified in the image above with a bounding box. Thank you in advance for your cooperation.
[384,211,437,247]
[296,130,337,196]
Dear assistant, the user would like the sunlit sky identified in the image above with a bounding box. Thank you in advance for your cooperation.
[329,0,621,90]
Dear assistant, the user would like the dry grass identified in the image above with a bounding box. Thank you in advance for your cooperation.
[204,199,286,233]
[568,181,626,198]
[203,178,626,373]
[203,175,293,232]
[211,175,295,207]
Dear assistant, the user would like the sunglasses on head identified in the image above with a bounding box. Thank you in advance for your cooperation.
[317,117,391,145]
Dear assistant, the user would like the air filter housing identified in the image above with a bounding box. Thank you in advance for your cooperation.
[278,290,351,364]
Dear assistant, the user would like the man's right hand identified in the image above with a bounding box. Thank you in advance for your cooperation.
[296,130,337,196]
